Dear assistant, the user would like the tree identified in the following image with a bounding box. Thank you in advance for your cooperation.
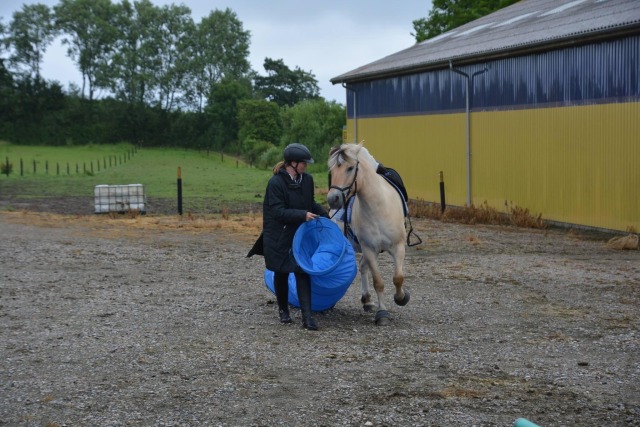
[154,3,195,112]
[254,58,320,107]
[412,0,519,42]
[106,0,194,112]
[54,0,119,100]
[279,99,345,166]
[110,0,158,106]
[0,19,9,72]
[0,20,15,136]
[188,9,251,111]
[7,4,58,81]
[205,76,252,151]
[237,99,281,146]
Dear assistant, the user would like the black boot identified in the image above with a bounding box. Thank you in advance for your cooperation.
[274,273,292,324]
[296,274,318,331]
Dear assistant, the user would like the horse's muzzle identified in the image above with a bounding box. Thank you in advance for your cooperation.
[327,189,345,210]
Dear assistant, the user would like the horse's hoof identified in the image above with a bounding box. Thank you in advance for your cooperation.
[375,310,391,326]
[363,303,376,313]
[394,289,410,306]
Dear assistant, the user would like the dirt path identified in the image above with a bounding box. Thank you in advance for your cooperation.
[0,212,638,426]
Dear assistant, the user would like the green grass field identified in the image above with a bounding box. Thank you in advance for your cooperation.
[0,142,276,203]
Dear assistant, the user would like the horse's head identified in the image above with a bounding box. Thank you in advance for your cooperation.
[327,142,366,209]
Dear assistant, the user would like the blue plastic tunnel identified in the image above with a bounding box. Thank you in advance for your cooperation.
[264,217,357,311]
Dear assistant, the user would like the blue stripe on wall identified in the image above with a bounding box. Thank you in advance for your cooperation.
[346,35,640,118]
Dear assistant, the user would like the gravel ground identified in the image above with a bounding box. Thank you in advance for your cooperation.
[0,205,639,427]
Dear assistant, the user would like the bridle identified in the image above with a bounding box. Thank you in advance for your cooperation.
[329,158,360,212]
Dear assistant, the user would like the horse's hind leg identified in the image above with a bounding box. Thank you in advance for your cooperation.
[359,259,376,312]
[391,244,410,306]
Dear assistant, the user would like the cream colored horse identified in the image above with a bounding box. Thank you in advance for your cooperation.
[327,142,409,326]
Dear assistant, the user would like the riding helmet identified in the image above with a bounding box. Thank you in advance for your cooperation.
[284,143,314,164]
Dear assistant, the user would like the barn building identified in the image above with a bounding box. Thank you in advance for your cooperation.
[331,0,640,233]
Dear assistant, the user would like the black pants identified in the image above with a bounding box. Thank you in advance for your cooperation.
[274,271,312,315]
[274,271,311,298]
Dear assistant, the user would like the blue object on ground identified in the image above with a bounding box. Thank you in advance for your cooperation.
[264,217,357,311]
[514,418,541,427]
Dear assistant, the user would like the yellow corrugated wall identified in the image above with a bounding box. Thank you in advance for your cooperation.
[345,101,640,232]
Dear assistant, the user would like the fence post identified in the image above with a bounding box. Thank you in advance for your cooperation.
[177,166,183,215]
[439,171,446,213]
[4,157,8,177]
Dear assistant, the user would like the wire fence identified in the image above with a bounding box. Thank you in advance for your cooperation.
[1,148,138,178]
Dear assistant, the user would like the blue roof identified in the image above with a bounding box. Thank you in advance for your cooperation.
[331,0,640,84]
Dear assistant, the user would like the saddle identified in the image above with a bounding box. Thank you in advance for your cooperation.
[334,163,421,247]
[377,165,421,245]
[376,163,408,203]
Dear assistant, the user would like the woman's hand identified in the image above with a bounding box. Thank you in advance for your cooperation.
[305,212,318,221]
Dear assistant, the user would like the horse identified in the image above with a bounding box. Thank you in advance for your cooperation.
[327,142,410,326]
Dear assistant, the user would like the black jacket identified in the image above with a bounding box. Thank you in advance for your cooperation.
[262,169,328,272]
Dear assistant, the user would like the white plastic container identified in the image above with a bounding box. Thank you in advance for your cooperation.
[94,184,145,213]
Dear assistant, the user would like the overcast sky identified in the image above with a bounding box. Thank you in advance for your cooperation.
[1,0,432,103]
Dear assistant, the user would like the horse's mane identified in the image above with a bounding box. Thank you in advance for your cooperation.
[328,143,378,170]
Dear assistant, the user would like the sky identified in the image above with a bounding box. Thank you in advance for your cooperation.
[0,0,432,104]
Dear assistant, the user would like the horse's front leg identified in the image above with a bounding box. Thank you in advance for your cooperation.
[361,248,390,326]
[390,243,410,306]
[359,258,376,312]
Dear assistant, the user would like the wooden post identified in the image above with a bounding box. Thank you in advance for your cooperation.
[177,167,183,215]
[439,171,446,214]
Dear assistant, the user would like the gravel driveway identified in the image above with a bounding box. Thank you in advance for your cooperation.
[0,210,638,426]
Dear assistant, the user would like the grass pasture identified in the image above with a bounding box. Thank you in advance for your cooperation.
[0,143,273,212]
[1,143,616,234]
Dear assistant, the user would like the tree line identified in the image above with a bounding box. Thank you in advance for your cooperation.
[0,0,514,168]
[0,0,345,169]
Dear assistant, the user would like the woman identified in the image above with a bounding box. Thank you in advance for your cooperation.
[262,143,328,330]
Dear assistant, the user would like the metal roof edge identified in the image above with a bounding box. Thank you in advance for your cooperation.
[330,22,640,86]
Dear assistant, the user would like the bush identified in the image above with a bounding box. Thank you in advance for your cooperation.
[257,146,282,170]
[0,161,13,175]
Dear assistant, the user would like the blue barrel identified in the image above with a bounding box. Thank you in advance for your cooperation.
[264,217,357,311]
